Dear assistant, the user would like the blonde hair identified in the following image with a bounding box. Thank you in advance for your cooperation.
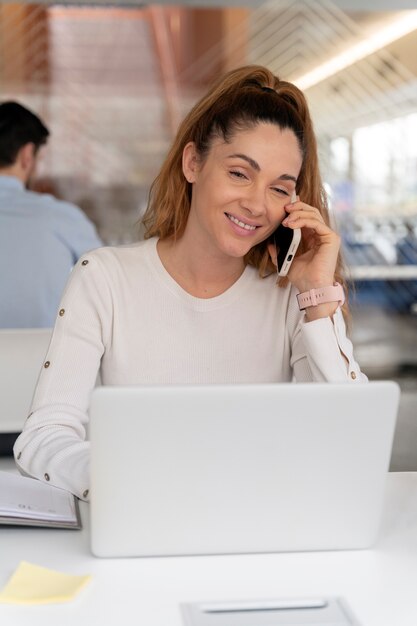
[142,65,347,300]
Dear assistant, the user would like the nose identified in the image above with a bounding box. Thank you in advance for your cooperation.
[241,184,267,217]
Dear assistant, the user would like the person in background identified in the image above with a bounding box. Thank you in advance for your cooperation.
[14,65,367,499]
[0,101,102,328]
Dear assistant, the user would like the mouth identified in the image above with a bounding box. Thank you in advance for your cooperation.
[225,213,259,231]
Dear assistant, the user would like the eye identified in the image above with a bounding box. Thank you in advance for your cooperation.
[230,170,248,180]
[272,187,290,196]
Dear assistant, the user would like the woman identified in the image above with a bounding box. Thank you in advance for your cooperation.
[14,65,366,500]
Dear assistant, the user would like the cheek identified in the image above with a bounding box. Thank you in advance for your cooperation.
[268,205,287,228]
[195,179,237,213]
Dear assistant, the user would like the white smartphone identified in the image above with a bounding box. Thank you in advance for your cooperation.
[274,190,301,277]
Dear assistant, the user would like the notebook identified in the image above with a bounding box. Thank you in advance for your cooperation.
[89,381,400,558]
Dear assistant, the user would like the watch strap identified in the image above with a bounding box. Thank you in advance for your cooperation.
[297,282,345,311]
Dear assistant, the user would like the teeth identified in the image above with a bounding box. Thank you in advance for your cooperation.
[227,214,257,231]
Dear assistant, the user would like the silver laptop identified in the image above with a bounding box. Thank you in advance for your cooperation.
[0,328,51,433]
[89,382,399,558]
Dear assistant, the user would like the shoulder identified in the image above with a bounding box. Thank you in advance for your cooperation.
[25,189,92,223]
[61,239,155,306]
[79,239,150,265]
[75,239,153,281]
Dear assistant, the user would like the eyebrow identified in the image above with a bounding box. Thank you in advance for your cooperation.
[226,153,298,183]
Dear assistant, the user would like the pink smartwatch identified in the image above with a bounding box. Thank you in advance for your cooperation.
[296,282,345,311]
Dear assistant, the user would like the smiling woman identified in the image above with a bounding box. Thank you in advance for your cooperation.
[178,124,302,266]
[144,66,319,276]
[13,65,367,500]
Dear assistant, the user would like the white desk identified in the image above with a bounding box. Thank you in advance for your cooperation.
[0,462,416,626]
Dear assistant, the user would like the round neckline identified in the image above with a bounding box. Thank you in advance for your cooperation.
[144,237,255,311]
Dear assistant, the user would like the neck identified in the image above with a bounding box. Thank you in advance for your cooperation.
[0,164,26,183]
[157,233,245,299]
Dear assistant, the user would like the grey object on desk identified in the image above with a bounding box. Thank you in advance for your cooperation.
[89,382,399,558]
[0,328,51,434]
[181,597,362,625]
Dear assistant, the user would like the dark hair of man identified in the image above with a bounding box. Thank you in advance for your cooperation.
[0,101,49,167]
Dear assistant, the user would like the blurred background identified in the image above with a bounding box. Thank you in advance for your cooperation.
[0,0,416,468]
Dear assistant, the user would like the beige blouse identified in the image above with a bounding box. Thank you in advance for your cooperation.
[14,238,366,499]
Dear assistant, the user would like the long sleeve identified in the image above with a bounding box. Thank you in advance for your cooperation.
[288,294,367,383]
[14,252,112,500]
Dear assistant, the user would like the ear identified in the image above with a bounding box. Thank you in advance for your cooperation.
[18,142,36,173]
[182,141,200,184]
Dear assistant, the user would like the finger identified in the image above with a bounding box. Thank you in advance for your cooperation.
[284,194,299,209]
[284,198,312,211]
[283,216,339,241]
[283,206,324,224]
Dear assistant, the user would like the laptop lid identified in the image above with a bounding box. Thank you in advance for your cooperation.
[0,329,51,433]
[89,381,399,558]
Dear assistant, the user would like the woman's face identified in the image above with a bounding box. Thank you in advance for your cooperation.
[182,122,303,261]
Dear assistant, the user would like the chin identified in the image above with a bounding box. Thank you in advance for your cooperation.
[223,239,257,259]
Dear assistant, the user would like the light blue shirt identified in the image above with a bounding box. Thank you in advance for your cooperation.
[0,175,103,328]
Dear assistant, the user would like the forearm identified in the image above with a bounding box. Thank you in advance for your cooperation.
[303,301,339,322]
[14,406,91,500]
[291,307,367,383]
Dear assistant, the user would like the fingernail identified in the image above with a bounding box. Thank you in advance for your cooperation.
[286,195,299,207]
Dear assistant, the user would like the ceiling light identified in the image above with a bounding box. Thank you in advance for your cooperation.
[294,11,417,90]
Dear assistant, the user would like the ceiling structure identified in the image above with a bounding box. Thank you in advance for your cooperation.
[7,0,417,8]
[1,2,415,145]
[0,0,415,242]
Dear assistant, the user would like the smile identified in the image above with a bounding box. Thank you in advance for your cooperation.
[225,213,258,231]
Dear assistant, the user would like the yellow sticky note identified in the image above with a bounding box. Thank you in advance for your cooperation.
[0,561,91,604]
